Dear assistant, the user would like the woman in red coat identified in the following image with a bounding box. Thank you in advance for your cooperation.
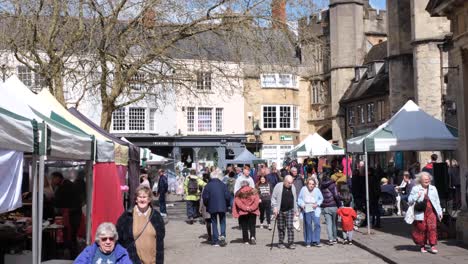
[232,183,260,245]
[337,199,357,245]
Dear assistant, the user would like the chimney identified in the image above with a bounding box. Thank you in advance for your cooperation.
[271,0,286,29]
[142,9,156,29]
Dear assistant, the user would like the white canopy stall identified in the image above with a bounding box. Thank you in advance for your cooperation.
[346,100,458,234]
[288,133,345,157]
[0,77,94,264]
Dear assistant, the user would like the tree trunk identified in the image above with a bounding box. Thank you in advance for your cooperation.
[52,73,66,106]
[100,101,114,132]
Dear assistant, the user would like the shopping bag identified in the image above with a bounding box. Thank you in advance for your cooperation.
[404,204,415,224]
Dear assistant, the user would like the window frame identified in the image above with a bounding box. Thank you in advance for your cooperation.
[111,108,126,131]
[357,105,365,124]
[215,108,223,132]
[261,105,299,131]
[185,107,224,134]
[196,71,212,91]
[260,73,299,89]
[197,107,213,132]
[128,107,146,131]
[348,106,355,126]
[367,103,375,123]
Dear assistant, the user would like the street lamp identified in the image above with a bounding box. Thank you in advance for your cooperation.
[253,123,262,155]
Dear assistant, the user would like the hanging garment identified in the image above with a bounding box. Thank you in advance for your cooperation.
[0,149,23,214]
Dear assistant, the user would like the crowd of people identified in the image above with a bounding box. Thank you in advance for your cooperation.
[72,153,453,263]
[174,154,449,254]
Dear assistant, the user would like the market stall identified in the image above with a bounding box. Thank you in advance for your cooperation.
[288,133,345,157]
[346,100,458,234]
[226,149,266,165]
[0,84,93,264]
[68,107,141,206]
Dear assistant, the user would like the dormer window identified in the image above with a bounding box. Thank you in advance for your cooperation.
[367,64,375,79]
[354,67,367,82]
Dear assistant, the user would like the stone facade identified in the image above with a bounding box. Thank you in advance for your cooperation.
[426,0,468,246]
[386,0,450,163]
[298,0,387,146]
[242,65,310,165]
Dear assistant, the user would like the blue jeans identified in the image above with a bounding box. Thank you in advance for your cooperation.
[159,193,167,214]
[210,212,226,244]
[303,212,321,245]
[323,207,337,241]
[229,193,234,211]
[186,201,198,219]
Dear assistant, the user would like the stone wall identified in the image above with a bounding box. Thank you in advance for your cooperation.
[413,43,444,119]
[387,0,414,114]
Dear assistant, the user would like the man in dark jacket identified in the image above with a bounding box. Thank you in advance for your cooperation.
[156,169,169,217]
[202,169,230,247]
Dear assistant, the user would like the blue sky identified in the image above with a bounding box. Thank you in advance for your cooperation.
[370,0,386,10]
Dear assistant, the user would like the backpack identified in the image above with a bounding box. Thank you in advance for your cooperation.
[226,177,236,194]
[187,178,199,195]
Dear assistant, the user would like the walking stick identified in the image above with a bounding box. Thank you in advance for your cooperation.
[270,214,277,250]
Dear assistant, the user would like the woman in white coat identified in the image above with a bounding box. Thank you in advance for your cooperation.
[408,172,443,254]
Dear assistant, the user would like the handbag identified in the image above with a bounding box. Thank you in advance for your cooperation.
[414,187,428,212]
[404,204,415,224]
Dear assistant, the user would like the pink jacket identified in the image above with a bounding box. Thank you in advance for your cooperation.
[232,186,260,218]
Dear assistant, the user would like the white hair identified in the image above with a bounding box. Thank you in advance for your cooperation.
[284,175,293,183]
[415,171,432,184]
[95,222,118,242]
[290,167,297,172]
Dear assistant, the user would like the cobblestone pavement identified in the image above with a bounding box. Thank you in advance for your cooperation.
[162,195,386,264]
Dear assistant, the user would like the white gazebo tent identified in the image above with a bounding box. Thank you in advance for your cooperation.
[346,100,458,234]
[0,78,94,264]
[288,133,345,157]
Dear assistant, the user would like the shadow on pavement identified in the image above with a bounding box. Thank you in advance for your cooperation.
[229,238,247,244]
[394,245,419,252]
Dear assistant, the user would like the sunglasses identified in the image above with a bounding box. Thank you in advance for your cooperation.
[100,237,115,242]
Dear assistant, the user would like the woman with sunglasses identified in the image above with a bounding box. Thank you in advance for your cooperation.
[117,185,166,264]
[74,222,132,263]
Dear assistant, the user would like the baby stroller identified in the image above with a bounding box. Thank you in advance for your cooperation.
[354,210,366,230]
[380,192,397,216]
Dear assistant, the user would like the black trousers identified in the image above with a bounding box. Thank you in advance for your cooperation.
[259,200,271,225]
[239,214,257,242]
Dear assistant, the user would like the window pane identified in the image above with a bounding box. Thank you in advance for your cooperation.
[198,107,212,132]
[357,105,365,124]
[261,74,276,87]
[129,72,145,90]
[196,72,211,90]
[279,106,291,128]
[129,108,146,131]
[367,103,375,123]
[278,74,290,86]
[262,106,277,129]
[216,108,223,132]
[187,107,195,132]
[112,108,126,131]
[348,107,355,125]
[149,108,157,131]
[293,106,298,129]
[17,66,32,87]
[34,71,47,90]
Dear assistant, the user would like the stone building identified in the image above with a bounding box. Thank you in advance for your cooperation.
[340,41,390,141]
[426,0,468,246]
[298,0,387,146]
[386,0,451,165]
